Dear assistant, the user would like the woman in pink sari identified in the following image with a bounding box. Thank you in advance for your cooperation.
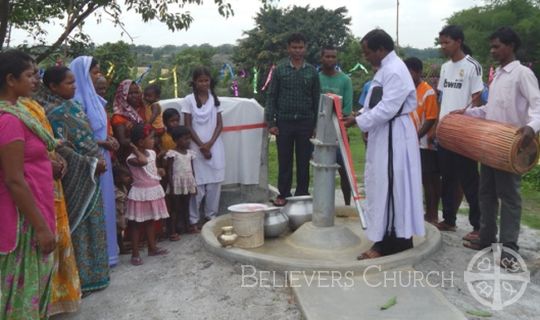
[0,50,57,318]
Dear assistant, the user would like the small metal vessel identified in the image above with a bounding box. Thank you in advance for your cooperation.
[282,195,313,230]
[263,207,289,238]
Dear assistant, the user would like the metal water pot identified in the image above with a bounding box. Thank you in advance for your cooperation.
[263,207,289,238]
[283,195,313,230]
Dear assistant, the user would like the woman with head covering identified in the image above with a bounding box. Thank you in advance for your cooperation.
[111,79,146,162]
[70,56,119,268]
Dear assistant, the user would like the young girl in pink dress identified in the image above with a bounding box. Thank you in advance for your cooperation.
[164,126,197,240]
[126,124,169,265]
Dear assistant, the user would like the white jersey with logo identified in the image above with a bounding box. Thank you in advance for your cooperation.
[438,55,483,118]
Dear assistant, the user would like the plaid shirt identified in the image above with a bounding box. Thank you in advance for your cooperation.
[265,60,320,128]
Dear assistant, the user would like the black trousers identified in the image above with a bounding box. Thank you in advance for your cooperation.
[437,146,480,229]
[276,119,314,198]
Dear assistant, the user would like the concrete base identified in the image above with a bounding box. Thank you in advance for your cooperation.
[293,268,467,320]
[287,222,361,250]
[202,206,442,275]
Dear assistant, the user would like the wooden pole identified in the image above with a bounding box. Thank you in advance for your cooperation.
[396,0,400,51]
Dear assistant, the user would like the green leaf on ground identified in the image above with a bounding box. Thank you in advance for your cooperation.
[466,309,493,317]
[380,296,397,310]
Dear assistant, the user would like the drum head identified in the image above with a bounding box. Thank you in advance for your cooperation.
[514,136,540,174]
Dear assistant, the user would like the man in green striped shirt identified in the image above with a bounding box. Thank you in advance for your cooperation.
[319,45,353,205]
[265,33,320,206]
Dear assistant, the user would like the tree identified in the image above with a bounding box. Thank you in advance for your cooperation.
[233,5,351,67]
[232,5,352,101]
[93,41,136,102]
[446,0,540,76]
[1,0,234,62]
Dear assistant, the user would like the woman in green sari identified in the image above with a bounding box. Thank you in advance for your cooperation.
[0,50,57,318]
[35,66,110,293]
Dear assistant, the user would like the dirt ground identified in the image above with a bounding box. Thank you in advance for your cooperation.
[54,203,540,320]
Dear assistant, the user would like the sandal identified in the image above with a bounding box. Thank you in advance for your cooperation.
[272,197,287,207]
[130,256,144,266]
[169,233,181,242]
[463,239,489,251]
[462,231,480,242]
[435,221,457,232]
[187,224,201,234]
[148,247,169,256]
[357,249,383,260]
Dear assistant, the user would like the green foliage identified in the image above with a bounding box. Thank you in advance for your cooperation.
[446,0,540,77]
[338,36,371,110]
[233,5,351,68]
[1,0,234,62]
[93,41,137,102]
[523,165,540,191]
[232,5,352,104]
[401,46,442,61]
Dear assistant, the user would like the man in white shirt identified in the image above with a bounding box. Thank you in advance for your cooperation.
[343,29,424,259]
[461,27,540,262]
[436,25,483,241]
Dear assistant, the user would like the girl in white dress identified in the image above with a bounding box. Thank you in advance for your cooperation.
[164,126,197,239]
[182,67,225,233]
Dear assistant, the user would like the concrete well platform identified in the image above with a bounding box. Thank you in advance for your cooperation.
[201,206,442,274]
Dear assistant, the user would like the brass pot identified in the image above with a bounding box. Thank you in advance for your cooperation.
[218,226,238,248]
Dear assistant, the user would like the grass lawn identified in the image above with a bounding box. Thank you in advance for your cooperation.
[267,128,366,189]
[267,129,540,230]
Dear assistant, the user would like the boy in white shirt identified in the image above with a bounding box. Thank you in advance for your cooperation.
[436,25,483,241]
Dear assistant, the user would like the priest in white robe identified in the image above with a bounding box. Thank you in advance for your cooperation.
[344,29,424,259]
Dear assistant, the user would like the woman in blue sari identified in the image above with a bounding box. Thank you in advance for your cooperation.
[70,56,119,267]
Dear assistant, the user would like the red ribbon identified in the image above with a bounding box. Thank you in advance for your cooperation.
[328,93,364,200]
[222,123,267,132]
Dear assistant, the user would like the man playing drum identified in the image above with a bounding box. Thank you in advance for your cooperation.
[459,27,540,269]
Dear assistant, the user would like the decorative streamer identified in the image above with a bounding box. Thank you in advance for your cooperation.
[488,65,495,84]
[220,63,235,79]
[106,62,115,78]
[238,69,247,78]
[148,77,169,84]
[252,67,259,94]
[347,63,368,75]
[261,64,276,91]
[232,79,239,97]
[173,66,178,98]
[135,64,152,84]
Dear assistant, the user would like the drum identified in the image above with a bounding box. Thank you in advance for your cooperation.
[436,114,539,174]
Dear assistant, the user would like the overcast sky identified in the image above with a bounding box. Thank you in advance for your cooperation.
[11,0,484,49]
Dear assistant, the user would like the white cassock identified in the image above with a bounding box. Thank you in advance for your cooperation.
[355,51,424,242]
